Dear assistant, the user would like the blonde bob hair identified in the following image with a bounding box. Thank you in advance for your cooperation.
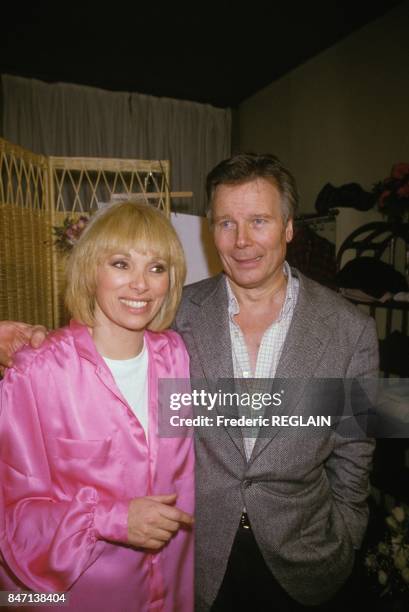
[65,200,186,331]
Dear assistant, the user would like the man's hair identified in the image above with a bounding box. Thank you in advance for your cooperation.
[206,153,299,223]
[65,200,186,330]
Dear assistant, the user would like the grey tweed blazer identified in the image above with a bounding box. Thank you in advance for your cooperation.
[174,269,378,610]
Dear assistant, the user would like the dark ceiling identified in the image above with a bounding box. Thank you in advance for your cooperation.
[1,1,403,108]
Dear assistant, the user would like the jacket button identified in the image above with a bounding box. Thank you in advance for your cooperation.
[243,479,252,488]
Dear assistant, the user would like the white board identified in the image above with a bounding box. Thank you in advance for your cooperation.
[171,213,221,285]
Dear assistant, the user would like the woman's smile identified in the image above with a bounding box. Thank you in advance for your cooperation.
[92,249,170,357]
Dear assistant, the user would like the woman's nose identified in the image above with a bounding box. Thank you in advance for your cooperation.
[129,273,148,293]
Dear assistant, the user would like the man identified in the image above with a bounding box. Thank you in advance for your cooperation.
[1,154,378,611]
[173,154,378,611]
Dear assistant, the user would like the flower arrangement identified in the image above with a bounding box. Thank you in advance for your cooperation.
[366,505,409,601]
[373,163,409,222]
[53,216,89,253]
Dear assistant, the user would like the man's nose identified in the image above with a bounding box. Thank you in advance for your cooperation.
[235,223,252,248]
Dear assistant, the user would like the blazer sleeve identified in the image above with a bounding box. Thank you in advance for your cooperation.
[324,316,378,549]
[0,367,129,593]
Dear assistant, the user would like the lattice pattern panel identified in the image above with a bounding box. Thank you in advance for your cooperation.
[0,139,47,210]
[49,156,170,214]
[0,139,53,326]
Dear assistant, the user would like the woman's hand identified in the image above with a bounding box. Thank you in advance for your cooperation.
[128,493,194,551]
[0,321,47,371]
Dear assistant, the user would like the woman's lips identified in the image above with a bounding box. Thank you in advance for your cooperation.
[119,298,149,309]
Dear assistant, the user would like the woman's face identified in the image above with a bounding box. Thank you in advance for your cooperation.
[94,249,170,334]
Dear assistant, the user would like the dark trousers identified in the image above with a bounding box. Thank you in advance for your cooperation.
[211,519,358,612]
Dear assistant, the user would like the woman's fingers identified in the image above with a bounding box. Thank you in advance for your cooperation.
[148,527,176,542]
[154,516,180,534]
[146,494,194,526]
[158,504,194,527]
[127,495,194,550]
[144,538,170,551]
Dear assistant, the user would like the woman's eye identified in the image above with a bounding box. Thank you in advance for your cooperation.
[112,260,128,269]
[151,264,167,273]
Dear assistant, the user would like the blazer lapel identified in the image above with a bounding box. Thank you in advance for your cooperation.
[249,273,333,463]
[189,274,234,382]
[189,274,246,457]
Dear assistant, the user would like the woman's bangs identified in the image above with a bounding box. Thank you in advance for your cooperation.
[92,209,172,263]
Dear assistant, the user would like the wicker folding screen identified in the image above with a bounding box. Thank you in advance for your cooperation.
[0,139,53,327]
[0,138,171,328]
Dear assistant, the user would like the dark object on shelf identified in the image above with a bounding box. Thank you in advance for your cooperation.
[287,224,336,289]
[337,222,409,377]
[315,182,375,215]
[379,331,409,377]
[372,439,409,503]
[336,221,409,277]
[335,257,407,299]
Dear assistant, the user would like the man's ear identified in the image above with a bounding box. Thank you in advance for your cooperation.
[285,219,293,243]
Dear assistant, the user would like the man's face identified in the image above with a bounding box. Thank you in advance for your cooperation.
[212,178,293,291]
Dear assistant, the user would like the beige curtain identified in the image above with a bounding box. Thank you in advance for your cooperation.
[1,74,231,215]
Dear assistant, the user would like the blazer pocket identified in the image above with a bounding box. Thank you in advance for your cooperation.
[258,470,328,499]
[300,508,349,572]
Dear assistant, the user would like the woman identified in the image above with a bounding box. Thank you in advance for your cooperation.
[0,201,194,611]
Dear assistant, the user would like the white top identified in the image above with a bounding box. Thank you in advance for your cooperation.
[103,341,149,436]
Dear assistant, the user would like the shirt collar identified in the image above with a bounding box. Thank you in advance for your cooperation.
[226,261,295,321]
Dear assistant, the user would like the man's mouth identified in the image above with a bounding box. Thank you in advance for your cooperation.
[233,256,262,264]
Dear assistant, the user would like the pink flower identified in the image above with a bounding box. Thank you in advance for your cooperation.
[379,190,391,208]
[54,215,90,253]
[397,183,409,198]
[391,163,409,180]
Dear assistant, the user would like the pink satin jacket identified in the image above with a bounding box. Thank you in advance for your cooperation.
[0,321,194,611]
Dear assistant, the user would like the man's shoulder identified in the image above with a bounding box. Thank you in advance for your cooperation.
[174,274,226,334]
[296,271,372,326]
[180,273,225,307]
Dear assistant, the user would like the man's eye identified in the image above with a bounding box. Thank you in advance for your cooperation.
[219,220,234,229]
[252,218,266,226]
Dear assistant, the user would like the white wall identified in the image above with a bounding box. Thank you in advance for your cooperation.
[238,2,409,246]
[171,213,221,284]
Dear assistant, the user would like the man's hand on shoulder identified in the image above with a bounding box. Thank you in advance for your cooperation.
[0,321,47,371]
